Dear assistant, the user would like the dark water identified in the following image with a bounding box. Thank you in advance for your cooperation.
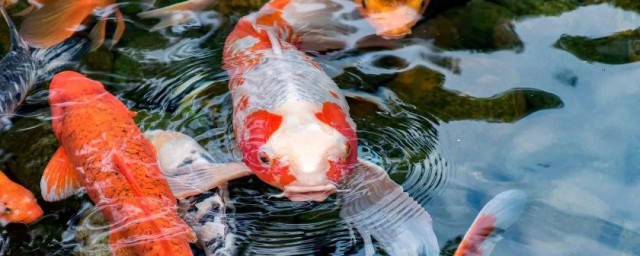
[0,0,639,255]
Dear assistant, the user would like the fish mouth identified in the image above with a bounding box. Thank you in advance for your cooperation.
[283,184,338,202]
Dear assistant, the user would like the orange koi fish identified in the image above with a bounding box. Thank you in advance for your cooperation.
[41,71,195,255]
[0,171,43,226]
[18,0,124,50]
[354,0,429,38]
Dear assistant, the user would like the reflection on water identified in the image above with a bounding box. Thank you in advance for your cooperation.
[0,0,639,255]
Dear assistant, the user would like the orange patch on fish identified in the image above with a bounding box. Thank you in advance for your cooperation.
[237,96,249,111]
[240,110,283,181]
[315,102,358,180]
[329,90,339,99]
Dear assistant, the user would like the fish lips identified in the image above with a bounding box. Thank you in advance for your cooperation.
[283,184,338,202]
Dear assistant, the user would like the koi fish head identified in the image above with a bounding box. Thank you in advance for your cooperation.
[49,71,106,105]
[239,101,358,202]
[48,71,109,137]
[355,0,429,38]
[0,172,43,226]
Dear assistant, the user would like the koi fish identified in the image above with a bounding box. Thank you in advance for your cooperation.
[0,170,43,226]
[0,5,88,129]
[41,71,196,255]
[354,0,429,38]
[18,0,124,50]
[0,5,36,127]
[144,130,247,255]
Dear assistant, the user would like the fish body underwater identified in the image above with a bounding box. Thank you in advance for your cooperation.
[0,170,43,226]
[0,5,36,128]
[41,71,196,255]
[17,0,124,50]
[145,130,249,255]
[354,0,429,38]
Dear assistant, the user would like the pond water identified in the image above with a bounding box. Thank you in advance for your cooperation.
[1,0,640,255]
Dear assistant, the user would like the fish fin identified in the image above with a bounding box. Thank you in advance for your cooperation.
[111,8,125,49]
[89,17,107,51]
[138,0,212,18]
[165,162,253,199]
[41,147,81,202]
[339,159,439,256]
[341,87,401,114]
[454,189,527,256]
[137,0,214,31]
[19,0,97,48]
[129,110,137,118]
[14,4,35,16]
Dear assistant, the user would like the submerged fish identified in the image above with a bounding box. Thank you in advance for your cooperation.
[0,5,88,129]
[144,130,249,255]
[0,170,43,226]
[0,5,36,127]
[40,71,196,255]
[354,0,429,38]
[18,0,124,50]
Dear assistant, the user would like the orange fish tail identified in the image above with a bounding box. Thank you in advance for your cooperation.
[19,0,97,48]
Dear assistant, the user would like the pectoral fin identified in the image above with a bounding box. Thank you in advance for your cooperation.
[41,147,81,201]
[164,162,253,199]
[89,17,107,51]
[338,159,439,256]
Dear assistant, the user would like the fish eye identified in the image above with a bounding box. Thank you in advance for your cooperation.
[258,151,271,166]
[361,0,367,9]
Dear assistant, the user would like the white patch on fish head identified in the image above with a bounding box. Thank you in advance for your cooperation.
[264,101,346,201]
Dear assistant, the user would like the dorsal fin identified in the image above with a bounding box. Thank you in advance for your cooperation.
[0,6,27,51]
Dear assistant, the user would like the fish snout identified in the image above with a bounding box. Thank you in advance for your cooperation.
[283,183,338,202]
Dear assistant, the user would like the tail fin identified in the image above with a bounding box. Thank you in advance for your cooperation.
[31,37,90,81]
[339,159,440,256]
[454,189,527,256]
[0,5,27,51]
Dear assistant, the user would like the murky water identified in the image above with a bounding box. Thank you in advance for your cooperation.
[1,0,640,255]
